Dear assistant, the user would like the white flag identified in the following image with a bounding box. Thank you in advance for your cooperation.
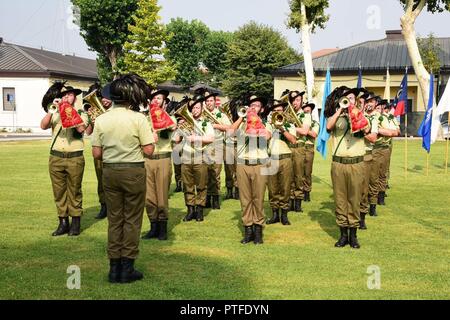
[431,79,450,143]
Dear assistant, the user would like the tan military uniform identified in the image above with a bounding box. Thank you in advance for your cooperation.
[290,110,312,201]
[360,113,379,214]
[94,159,105,205]
[386,115,399,186]
[49,110,89,218]
[206,108,232,196]
[302,119,320,194]
[92,105,154,260]
[176,117,215,207]
[330,115,366,228]
[145,117,176,222]
[267,123,295,210]
[236,121,271,227]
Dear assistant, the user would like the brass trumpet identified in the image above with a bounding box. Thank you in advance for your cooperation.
[271,111,286,129]
[237,106,248,118]
[84,90,106,122]
[338,96,350,109]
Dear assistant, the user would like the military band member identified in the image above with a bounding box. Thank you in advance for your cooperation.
[222,101,239,200]
[85,83,113,220]
[91,74,155,284]
[204,91,232,210]
[230,95,272,245]
[173,142,183,192]
[40,84,90,237]
[174,95,215,222]
[358,92,379,229]
[384,103,400,194]
[266,101,296,226]
[287,90,311,213]
[325,87,370,249]
[142,89,177,241]
[301,102,320,202]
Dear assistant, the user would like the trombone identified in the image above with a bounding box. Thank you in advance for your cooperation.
[202,107,221,125]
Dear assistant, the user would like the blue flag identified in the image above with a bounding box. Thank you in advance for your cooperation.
[417,73,434,153]
[357,67,363,89]
[316,68,332,158]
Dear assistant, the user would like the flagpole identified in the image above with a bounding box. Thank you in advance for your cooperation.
[445,136,449,174]
[426,152,430,176]
[405,113,408,179]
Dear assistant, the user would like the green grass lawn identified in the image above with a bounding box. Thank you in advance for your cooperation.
[0,139,449,300]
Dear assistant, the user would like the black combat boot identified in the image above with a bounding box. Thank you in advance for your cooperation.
[120,258,143,284]
[349,227,361,249]
[212,195,220,210]
[359,213,367,230]
[241,226,254,244]
[158,220,168,241]
[253,225,264,245]
[225,187,234,200]
[183,206,196,222]
[175,181,183,193]
[334,227,349,248]
[233,187,240,200]
[369,204,378,217]
[95,204,107,220]
[266,208,280,225]
[52,217,70,237]
[142,220,159,239]
[68,217,81,236]
[294,199,303,213]
[196,206,204,222]
[205,196,212,208]
[378,191,386,206]
[280,209,291,226]
[108,258,121,284]
[304,192,311,202]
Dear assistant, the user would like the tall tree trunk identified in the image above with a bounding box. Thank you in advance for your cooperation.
[108,48,119,80]
[300,3,318,120]
[400,0,430,108]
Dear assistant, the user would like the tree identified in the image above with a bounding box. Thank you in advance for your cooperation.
[165,18,210,87]
[202,31,234,88]
[418,33,441,74]
[122,0,176,87]
[96,54,114,85]
[72,0,138,76]
[288,0,329,119]
[222,21,301,100]
[399,0,449,106]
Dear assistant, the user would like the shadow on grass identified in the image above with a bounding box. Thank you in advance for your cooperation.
[308,201,338,240]
[81,206,104,233]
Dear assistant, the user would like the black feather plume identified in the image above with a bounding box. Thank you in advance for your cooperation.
[42,81,66,112]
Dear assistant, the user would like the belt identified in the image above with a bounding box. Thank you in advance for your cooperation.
[238,159,268,166]
[288,142,305,149]
[373,144,390,150]
[145,153,172,160]
[270,154,292,161]
[304,144,314,149]
[50,150,83,159]
[332,156,364,164]
[365,150,373,155]
[103,162,145,168]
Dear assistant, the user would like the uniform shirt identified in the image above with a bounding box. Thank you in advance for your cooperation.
[50,108,89,152]
[91,104,155,163]
[207,107,232,140]
[295,110,312,143]
[269,123,296,156]
[364,112,379,152]
[375,113,398,147]
[151,115,177,155]
[236,120,271,161]
[305,119,320,146]
[174,117,215,157]
[330,115,366,158]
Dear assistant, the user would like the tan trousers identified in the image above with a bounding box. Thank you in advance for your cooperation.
[49,155,85,218]
[145,157,172,221]
[372,147,390,203]
[236,164,268,227]
[303,146,315,193]
[268,157,293,210]
[207,164,222,196]
[360,154,378,214]
[103,166,146,260]
[290,146,307,200]
[182,164,208,206]
[94,158,105,204]
[224,143,237,188]
[331,161,365,228]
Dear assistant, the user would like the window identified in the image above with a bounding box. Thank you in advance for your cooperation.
[3,88,16,111]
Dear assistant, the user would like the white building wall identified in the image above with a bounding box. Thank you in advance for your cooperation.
[0,77,50,133]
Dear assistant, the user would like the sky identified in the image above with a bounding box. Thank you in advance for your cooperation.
[1,0,450,60]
